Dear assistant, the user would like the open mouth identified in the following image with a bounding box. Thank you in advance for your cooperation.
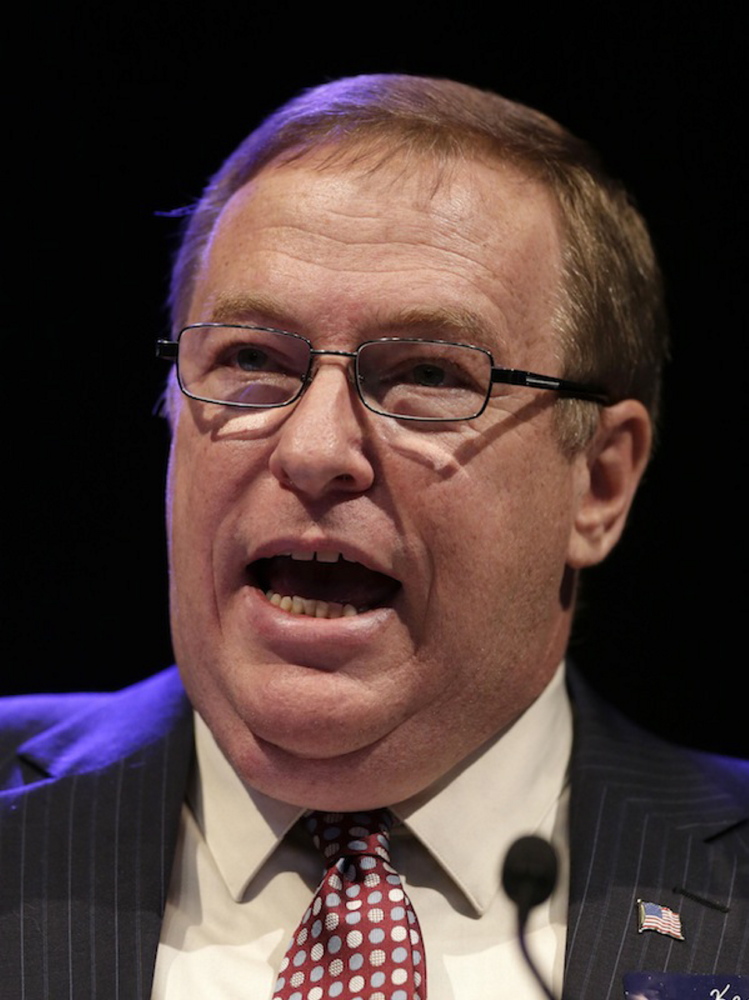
[247,552,401,619]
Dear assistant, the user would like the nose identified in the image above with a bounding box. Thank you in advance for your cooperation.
[268,361,376,500]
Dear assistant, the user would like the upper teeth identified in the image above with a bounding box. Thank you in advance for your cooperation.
[288,550,346,564]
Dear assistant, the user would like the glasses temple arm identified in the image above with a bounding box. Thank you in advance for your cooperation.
[490,367,611,405]
[155,340,179,361]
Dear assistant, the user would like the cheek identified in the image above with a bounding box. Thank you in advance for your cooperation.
[419,440,575,609]
[167,424,244,615]
[169,411,265,529]
[383,427,465,477]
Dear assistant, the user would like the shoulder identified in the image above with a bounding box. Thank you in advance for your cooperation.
[0,668,192,783]
[567,664,749,808]
[0,690,111,748]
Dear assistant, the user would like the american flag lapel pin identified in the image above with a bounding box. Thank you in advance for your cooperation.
[636,899,685,940]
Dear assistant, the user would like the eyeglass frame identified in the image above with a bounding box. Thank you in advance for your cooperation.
[156,322,612,422]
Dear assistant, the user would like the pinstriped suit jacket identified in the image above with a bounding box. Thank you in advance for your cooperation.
[0,666,747,998]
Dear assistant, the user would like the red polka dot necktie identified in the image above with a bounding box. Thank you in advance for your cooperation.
[273,809,426,1000]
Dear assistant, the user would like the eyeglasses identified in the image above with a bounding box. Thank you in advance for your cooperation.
[156,323,611,422]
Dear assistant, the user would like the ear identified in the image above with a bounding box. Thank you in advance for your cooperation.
[566,399,652,569]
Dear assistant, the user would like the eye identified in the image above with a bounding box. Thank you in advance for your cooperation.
[380,354,482,392]
[409,363,449,387]
[234,346,271,372]
[216,338,304,378]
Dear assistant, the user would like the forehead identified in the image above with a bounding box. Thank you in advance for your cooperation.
[189,150,564,358]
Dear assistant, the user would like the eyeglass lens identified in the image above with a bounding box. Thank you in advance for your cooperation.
[357,339,491,419]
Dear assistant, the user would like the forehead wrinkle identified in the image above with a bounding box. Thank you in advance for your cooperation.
[219,155,550,271]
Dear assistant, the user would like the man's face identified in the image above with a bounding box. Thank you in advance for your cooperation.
[168,150,590,809]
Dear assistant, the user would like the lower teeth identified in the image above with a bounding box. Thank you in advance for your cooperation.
[266,591,358,618]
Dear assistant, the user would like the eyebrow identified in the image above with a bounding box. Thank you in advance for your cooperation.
[202,293,504,354]
[204,292,291,328]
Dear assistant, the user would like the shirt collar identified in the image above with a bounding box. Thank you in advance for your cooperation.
[190,662,571,911]
[392,662,572,913]
[189,715,304,901]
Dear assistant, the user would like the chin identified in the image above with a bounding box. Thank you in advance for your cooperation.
[222,722,426,811]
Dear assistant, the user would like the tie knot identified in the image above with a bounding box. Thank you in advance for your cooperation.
[305,809,393,867]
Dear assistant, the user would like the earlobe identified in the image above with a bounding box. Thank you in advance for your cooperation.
[566,400,652,569]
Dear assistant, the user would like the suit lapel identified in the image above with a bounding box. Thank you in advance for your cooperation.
[563,670,749,998]
[0,668,193,999]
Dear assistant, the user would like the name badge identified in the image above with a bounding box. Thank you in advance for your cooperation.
[624,973,749,999]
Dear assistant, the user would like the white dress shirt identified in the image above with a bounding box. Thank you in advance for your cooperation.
[152,664,572,999]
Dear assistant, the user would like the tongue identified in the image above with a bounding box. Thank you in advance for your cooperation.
[259,556,399,610]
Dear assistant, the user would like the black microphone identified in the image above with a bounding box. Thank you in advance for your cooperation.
[502,835,559,1000]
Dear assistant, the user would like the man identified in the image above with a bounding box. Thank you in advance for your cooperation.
[1,75,746,999]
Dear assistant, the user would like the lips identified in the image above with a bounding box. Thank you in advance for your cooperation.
[247,551,401,616]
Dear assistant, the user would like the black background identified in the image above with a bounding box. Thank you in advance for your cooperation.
[5,2,746,757]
